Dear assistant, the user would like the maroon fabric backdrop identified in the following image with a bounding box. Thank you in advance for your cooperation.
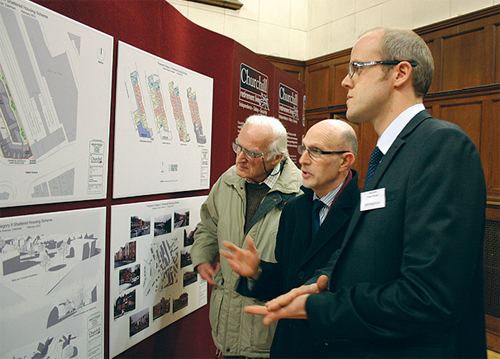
[1,1,304,358]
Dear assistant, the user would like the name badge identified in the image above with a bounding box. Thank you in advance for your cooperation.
[360,188,386,211]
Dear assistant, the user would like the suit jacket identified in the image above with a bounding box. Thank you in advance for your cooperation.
[306,110,487,358]
[238,170,360,358]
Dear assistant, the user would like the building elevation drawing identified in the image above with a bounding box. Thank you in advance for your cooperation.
[0,207,106,359]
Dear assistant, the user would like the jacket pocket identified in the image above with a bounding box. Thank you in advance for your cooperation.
[209,287,223,336]
[249,302,277,351]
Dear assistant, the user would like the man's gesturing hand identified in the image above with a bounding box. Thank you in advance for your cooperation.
[220,236,261,279]
[243,275,329,325]
[196,262,220,286]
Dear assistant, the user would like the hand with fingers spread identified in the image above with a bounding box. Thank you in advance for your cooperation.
[220,235,261,279]
[196,262,220,286]
[243,275,329,325]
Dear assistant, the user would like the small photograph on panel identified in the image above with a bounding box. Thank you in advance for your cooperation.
[114,290,136,320]
[152,296,171,321]
[180,248,192,268]
[183,269,197,287]
[173,292,188,313]
[184,228,195,247]
[174,209,189,228]
[130,215,151,238]
[119,264,141,293]
[129,308,149,337]
[154,213,172,236]
[114,241,137,268]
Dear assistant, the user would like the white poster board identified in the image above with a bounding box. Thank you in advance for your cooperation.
[109,196,208,357]
[113,41,213,198]
[0,0,113,207]
[0,207,106,359]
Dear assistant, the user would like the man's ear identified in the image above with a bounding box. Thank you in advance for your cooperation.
[339,152,355,172]
[394,61,413,88]
[269,152,284,166]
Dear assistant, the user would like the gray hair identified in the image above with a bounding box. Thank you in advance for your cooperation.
[342,125,358,156]
[242,115,288,159]
[366,27,434,97]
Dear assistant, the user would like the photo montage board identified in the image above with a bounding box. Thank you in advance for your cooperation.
[113,42,213,198]
[109,196,208,357]
[0,0,113,207]
[0,207,106,359]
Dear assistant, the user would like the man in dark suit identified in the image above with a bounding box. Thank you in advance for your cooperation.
[245,27,487,359]
[221,119,360,358]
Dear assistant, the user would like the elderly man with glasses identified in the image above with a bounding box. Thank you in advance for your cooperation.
[191,115,302,359]
[221,119,359,358]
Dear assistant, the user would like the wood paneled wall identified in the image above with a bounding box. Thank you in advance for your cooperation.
[265,4,500,353]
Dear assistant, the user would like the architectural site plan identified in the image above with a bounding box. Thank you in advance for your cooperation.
[109,196,208,357]
[113,41,213,198]
[0,207,106,359]
[0,0,113,207]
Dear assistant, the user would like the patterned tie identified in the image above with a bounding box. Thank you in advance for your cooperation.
[311,199,324,236]
[364,146,384,190]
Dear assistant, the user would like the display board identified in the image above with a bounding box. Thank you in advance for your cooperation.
[231,43,305,165]
[109,195,208,357]
[0,207,106,359]
[0,0,113,207]
[113,41,213,198]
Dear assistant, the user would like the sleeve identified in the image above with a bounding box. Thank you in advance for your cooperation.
[306,124,486,341]
[190,178,223,269]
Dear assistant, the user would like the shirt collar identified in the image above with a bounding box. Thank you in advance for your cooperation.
[312,179,344,208]
[377,104,425,154]
[245,161,282,189]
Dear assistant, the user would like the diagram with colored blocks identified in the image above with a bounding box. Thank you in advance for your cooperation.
[114,41,213,198]
[168,81,190,142]
[148,74,173,141]
[187,87,207,144]
[130,71,152,139]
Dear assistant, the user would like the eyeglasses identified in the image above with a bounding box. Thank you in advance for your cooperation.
[347,60,418,78]
[298,145,349,160]
[232,142,270,161]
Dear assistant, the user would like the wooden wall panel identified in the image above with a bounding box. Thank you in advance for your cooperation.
[333,61,349,105]
[496,25,500,84]
[425,39,441,94]
[305,63,332,109]
[486,100,500,205]
[439,102,482,149]
[441,28,490,91]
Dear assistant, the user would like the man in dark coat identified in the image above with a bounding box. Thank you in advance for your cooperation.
[245,27,487,359]
[222,119,360,358]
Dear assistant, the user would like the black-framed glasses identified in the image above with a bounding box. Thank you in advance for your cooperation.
[232,142,269,161]
[347,60,418,78]
[298,145,349,160]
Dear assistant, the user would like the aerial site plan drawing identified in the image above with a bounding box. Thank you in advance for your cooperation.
[0,207,106,359]
[113,41,213,198]
[109,196,208,357]
[0,0,113,207]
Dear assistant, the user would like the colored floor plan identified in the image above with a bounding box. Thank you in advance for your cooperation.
[114,42,212,198]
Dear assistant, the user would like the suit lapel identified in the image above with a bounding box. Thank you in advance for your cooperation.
[300,205,349,266]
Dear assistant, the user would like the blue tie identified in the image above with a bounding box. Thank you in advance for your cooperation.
[312,199,324,236]
[364,146,384,190]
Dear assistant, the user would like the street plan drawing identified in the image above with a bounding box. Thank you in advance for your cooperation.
[109,196,207,358]
[0,207,106,359]
[0,0,113,207]
[113,41,212,198]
